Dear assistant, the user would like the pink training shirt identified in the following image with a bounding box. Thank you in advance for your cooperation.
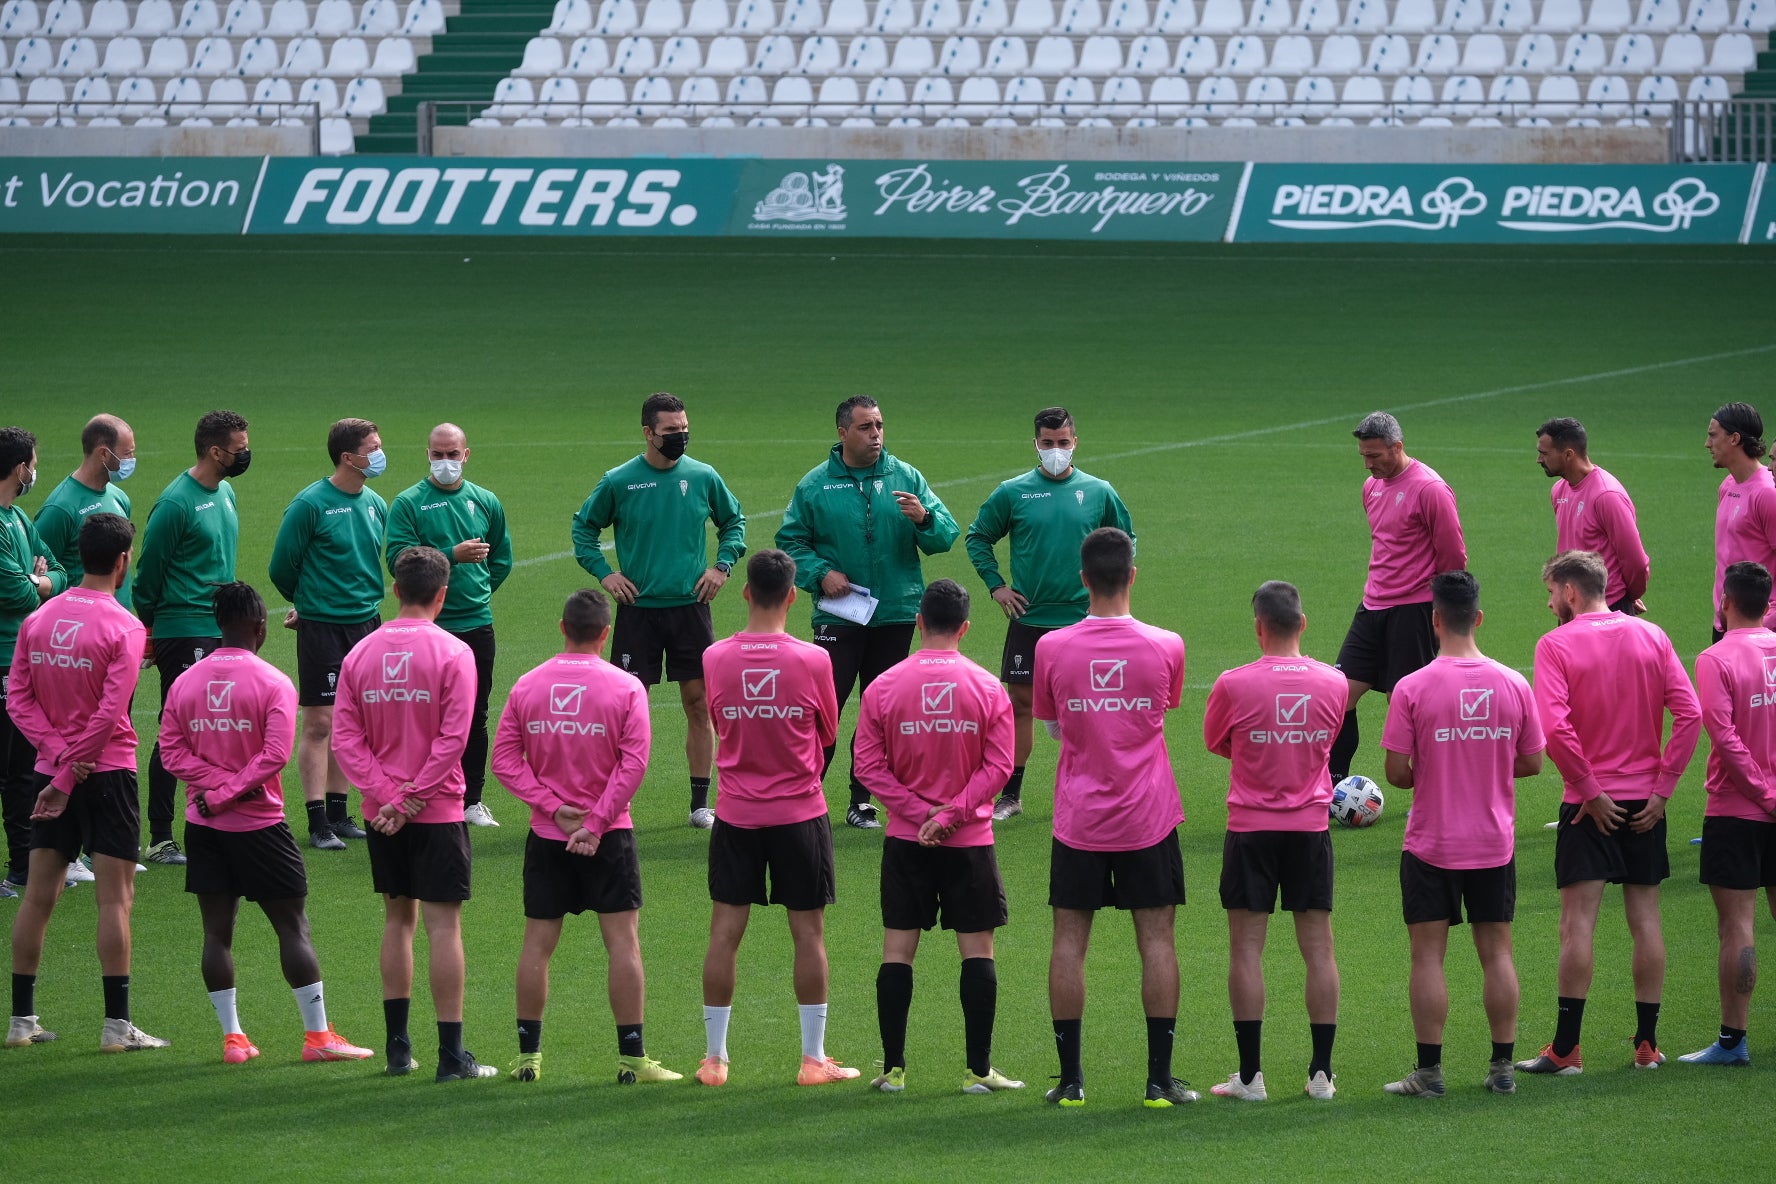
[492,653,650,841]
[1551,466,1649,607]
[1382,656,1544,869]
[703,631,838,829]
[1695,627,1776,822]
[331,618,474,823]
[854,648,1014,847]
[1034,615,1185,853]
[159,648,296,832]
[7,587,143,793]
[1715,467,1776,628]
[1203,655,1347,832]
[1361,459,1468,610]
[1533,611,1700,804]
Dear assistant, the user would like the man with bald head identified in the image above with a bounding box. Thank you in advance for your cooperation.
[36,416,138,605]
[385,423,514,827]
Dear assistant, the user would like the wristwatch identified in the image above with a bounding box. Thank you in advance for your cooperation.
[713,562,731,574]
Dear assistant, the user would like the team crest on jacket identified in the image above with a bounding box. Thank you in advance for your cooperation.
[1075,490,1084,505]
[680,480,689,496]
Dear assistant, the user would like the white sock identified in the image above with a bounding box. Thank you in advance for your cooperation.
[208,987,242,1036]
[293,981,327,1033]
[798,1002,827,1061]
[703,1005,730,1060]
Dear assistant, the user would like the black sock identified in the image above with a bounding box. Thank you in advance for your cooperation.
[325,792,350,824]
[12,972,35,1019]
[1329,710,1359,782]
[618,1022,645,1058]
[438,1020,464,1062]
[1417,1041,1442,1070]
[689,777,711,813]
[1233,1019,1262,1083]
[1634,1000,1660,1047]
[384,997,411,1049]
[849,783,871,809]
[959,958,997,1078]
[1002,766,1025,802]
[876,962,913,1070]
[1309,1022,1336,1077]
[1492,1040,1514,1063]
[101,975,129,1022]
[305,800,330,835]
[518,1018,542,1055]
[1053,1017,1082,1086]
[150,826,174,846]
[1553,996,1586,1057]
[1145,1015,1175,1087]
[1721,1025,1747,1051]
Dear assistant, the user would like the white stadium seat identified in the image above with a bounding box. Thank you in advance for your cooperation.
[1414,32,1459,71]
[1175,31,1217,69]
[1222,33,1266,71]
[566,35,612,71]
[189,34,234,75]
[1362,32,1410,71]
[660,32,704,71]
[749,32,796,69]
[918,0,964,26]
[400,0,441,31]
[887,33,936,71]
[1608,31,1655,69]
[39,0,83,37]
[143,35,189,74]
[113,72,156,109]
[320,35,369,75]
[1709,29,1754,67]
[611,34,657,73]
[547,0,593,30]
[1584,0,1631,23]
[873,0,917,29]
[265,0,308,33]
[1252,0,1292,28]
[1124,32,1168,69]
[1151,0,1196,27]
[203,74,246,115]
[1149,73,1189,114]
[51,35,97,76]
[1633,0,1680,27]
[1438,0,1484,28]
[640,0,684,28]
[1392,0,1436,31]
[87,0,127,33]
[1106,0,1147,26]
[1579,71,1628,113]
[1391,70,1431,111]
[1486,0,1531,29]
[1008,0,1053,27]
[825,0,870,27]
[277,35,323,73]
[781,0,822,30]
[1,0,41,36]
[1460,30,1505,67]
[983,32,1028,70]
[1197,0,1242,29]
[1512,31,1556,68]
[1030,33,1075,71]
[676,73,718,111]
[369,36,414,74]
[1487,70,1529,113]
[178,0,221,33]
[700,34,746,70]
[310,0,353,33]
[862,71,907,112]
[581,74,625,113]
[937,32,983,69]
[1341,0,1385,26]
[1684,0,1729,27]
[357,0,400,35]
[1058,0,1102,27]
[68,71,109,112]
[517,36,565,75]
[962,0,1009,26]
[1733,0,1774,28]
[21,74,66,116]
[1295,0,1338,25]
[1439,70,1483,112]
[595,0,639,33]
[1685,70,1727,97]
[1658,29,1704,67]
[684,0,727,27]
[1558,31,1606,69]
[162,73,202,116]
[1268,32,1314,70]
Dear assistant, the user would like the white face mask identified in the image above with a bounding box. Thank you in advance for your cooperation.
[1038,447,1074,477]
[430,458,464,486]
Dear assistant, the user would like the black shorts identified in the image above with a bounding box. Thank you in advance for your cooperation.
[1049,831,1186,912]
[183,820,309,901]
[1699,816,1776,891]
[1554,799,1669,887]
[28,769,139,863]
[153,635,222,708]
[1001,620,1062,685]
[1335,601,1436,694]
[523,828,643,918]
[880,837,1008,932]
[811,621,917,704]
[708,815,835,911]
[297,618,379,706]
[1401,850,1516,926]
[367,820,472,902]
[610,603,714,687]
[1219,829,1334,914]
[1608,595,1641,616]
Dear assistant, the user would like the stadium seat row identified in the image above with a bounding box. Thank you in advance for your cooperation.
[462,107,1668,122]
[0,0,444,39]
[495,28,1757,76]
[0,68,386,112]
[543,0,1775,36]
[2,33,418,75]
[474,63,1724,113]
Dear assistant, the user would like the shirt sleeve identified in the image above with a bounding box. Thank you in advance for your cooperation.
[382,492,421,575]
[267,496,313,605]
[157,688,239,795]
[1166,635,1184,711]
[852,682,925,821]
[330,661,398,799]
[941,683,1015,832]
[0,516,43,618]
[1379,683,1415,755]
[406,645,476,804]
[218,680,296,807]
[1595,491,1649,602]
[485,495,514,594]
[1514,677,1546,755]
[1104,484,1134,546]
[1697,652,1776,816]
[907,467,960,556]
[1424,480,1468,575]
[32,502,76,572]
[49,625,145,791]
[812,649,840,748]
[131,498,178,625]
[571,479,618,581]
[490,688,557,816]
[963,486,1011,591]
[774,480,831,593]
[1203,677,1235,759]
[1654,642,1702,797]
[1534,639,1603,801]
[709,475,747,569]
[588,683,651,837]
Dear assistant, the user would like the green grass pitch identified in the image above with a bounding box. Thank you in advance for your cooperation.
[2,236,1775,1182]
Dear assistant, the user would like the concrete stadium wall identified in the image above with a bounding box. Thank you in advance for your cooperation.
[434,124,1670,164]
[0,127,317,156]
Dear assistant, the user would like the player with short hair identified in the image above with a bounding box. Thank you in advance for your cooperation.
[386,422,514,829]
[1521,550,1700,1076]
[6,513,161,1053]
[158,581,371,1065]
[0,425,67,900]
[777,396,959,830]
[572,393,746,830]
[1331,412,1468,783]
[1536,417,1649,616]
[854,578,1021,1095]
[1202,580,1346,1103]
[965,406,1133,823]
[134,409,250,868]
[1707,402,1776,642]
[270,417,388,852]
[1379,571,1544,1098]
[1680,560,1776,1067]
[493,588,681,1086]
[696,549,854,1087]
[1036,527,1196,1109]
[331,546,489,1082]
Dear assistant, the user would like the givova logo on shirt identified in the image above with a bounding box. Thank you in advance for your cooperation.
[190,680,254,732]
[1433,688,1511,741]
[899,682,979,735]
[1067,659,1152,712]
[1752,656,1776,709]
[31,618,92,669]
[722,667,804,721]
[527,682,606,736]
[1249,693,1329,745]
[362,652,431,704]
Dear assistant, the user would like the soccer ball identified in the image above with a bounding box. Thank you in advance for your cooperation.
[1330,775,1385,828]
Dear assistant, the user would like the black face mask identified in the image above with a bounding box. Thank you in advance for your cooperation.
[222,448,252,478]
[655,431,689,461]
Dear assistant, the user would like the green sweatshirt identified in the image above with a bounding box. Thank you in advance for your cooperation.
[572,454,746,608]
[0,503,69,666]
[36,473,133,608]
[384,477,513,632]
[269,478,388,625]
[132,471,238,638]
[775,445,959,628]
[965,467,1135,628]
